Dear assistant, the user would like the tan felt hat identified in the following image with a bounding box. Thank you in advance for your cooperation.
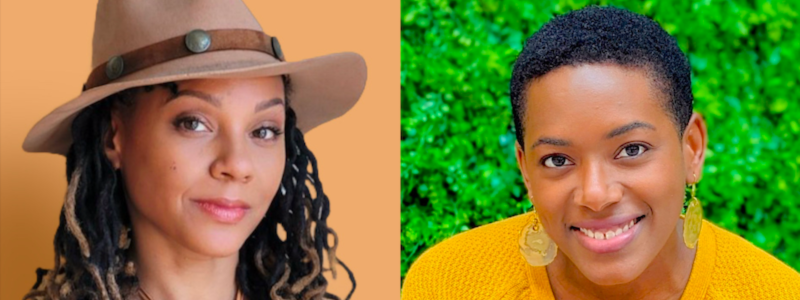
[22,0,368,156]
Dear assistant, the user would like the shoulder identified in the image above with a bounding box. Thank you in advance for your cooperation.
[704,221,800,297]
[402,214,534,300]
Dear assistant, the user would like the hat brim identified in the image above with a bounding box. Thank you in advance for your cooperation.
[22,50,367,155]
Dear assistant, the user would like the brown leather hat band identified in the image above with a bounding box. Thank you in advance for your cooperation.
[84,29,283,91]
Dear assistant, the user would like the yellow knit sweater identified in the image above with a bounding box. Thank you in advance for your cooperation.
[402,214,800,299]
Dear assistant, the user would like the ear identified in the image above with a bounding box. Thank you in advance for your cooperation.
[515,141,534,202]
[681,112,708,184]
[104,110,125,170]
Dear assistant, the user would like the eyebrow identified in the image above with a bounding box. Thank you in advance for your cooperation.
[165,89,285,112]
[165,89,221,107]
[605,121,655,139]
[254,98,285,113]
[530,137,571,150]
[529,121,656,150]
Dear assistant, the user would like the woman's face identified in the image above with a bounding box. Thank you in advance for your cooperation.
[515,64,706,285]
[106,77,286,257]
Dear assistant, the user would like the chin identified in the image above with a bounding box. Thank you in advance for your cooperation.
[575,257,648,286]
[582,269,638,286]
[184,228,249,258]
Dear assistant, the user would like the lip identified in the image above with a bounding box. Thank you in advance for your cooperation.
[572,215,645,254]
[192,198,250,224]
[571,214,642,231]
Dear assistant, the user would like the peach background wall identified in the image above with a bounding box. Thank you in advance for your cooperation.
[0,0,399,299]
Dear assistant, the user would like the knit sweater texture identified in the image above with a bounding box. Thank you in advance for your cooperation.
[402,214,800,299]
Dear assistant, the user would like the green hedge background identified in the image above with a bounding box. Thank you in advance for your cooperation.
[401,0,800,282]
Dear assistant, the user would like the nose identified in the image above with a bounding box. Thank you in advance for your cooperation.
[574,160,622,211]
[210,134,254,183]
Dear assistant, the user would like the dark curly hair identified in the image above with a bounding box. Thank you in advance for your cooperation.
[510,5,693,148]
[24,77,355,300]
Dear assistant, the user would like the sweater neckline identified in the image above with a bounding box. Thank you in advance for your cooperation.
[524,220,716,299]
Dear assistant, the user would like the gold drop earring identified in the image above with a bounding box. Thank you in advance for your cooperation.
[519,197,557,266]
[682,173,703,249]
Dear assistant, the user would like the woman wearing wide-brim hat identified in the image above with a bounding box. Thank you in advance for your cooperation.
[22,0,366,299]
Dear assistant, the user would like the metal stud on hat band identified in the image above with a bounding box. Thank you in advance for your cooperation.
[105,55,124,79]
[185,29,212,53]
[271,36,284,61]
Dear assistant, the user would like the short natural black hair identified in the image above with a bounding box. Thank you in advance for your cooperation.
[510,5,693,148]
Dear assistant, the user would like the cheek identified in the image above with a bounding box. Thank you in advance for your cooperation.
[523,162,564,224]
[529,185,569,235]
[525,173,569,234]
[120,125,206,218]
[629,150,686,215]
[251,144,286,208]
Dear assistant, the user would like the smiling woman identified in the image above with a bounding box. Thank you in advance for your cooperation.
[402,6,800,300]
[18,0,367,299]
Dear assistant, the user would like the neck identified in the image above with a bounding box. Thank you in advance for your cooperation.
[130,219,240,300]
[546,218,697,300]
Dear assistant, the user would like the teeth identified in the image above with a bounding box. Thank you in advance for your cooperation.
[578,218,639,240]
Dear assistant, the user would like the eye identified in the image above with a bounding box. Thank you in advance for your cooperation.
[616,144,649,159]
[251,126,283,141]
[542,155,574,168]
[175,116,210,132]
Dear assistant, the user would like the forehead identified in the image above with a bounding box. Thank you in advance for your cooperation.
[523,63,673,144]
[129,77,286,109]
[175,77,284,97]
